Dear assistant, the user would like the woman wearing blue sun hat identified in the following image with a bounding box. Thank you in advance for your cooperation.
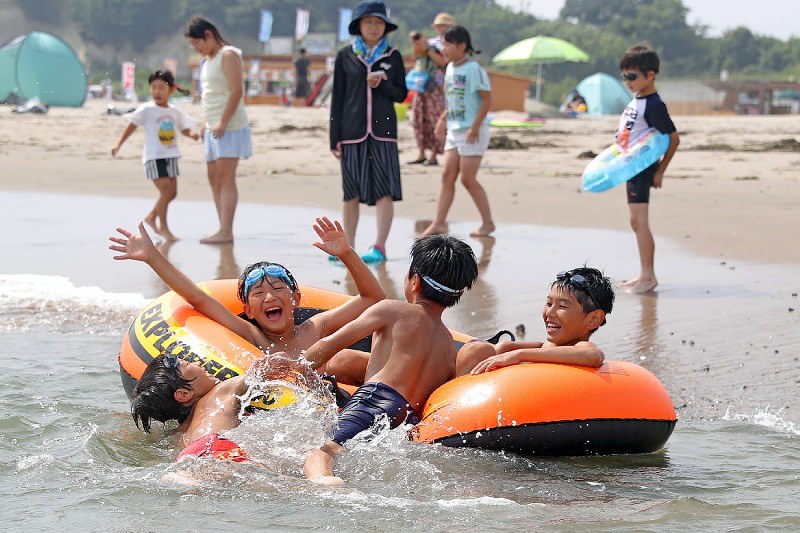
[329,1,408,263]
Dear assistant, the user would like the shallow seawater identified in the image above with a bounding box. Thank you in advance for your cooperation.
[1,191,799,529]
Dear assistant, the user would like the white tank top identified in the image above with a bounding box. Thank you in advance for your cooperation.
[200,45,248,130]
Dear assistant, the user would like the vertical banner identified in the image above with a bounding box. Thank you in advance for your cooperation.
[121,61,135,91]
[259,10,273,43]
[295,8,310,41]
[338,8,352,42]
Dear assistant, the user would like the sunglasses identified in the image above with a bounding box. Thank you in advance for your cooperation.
[620,72,642,81]
[556,270,601,310]
[243,264,297,299]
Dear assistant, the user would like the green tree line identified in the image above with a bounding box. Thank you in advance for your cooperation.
[15,0,800,104]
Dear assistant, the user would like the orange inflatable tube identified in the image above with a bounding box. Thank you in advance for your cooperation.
[411,362,677,455]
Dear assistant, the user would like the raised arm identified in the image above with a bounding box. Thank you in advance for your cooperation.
[471,341,604,374]
[109,222,260,343]
[302,302,390,369]
[309,217,385,334]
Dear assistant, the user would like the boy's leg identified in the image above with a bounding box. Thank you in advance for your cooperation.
[458,155,495,237]
[628,202,657,293]
[304,441,344,485]
[455,341,496,377]
[318,348,369,387]
[421,148,460,235]
[342,198,360,248]
[201,158,238,244]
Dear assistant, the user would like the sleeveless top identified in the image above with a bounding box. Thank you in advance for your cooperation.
[200,45,248,130]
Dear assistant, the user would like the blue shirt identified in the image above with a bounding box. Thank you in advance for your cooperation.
[444,59,491,131]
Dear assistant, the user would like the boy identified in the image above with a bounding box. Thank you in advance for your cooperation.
[459,267,614,375]
[298,234,479,484]
[617,45,680,294]
[109,216,384,390]
[131,352,310,461]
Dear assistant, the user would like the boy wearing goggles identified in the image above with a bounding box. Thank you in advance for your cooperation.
[461,267,614,375]
[110,216,385,390]
[297,234,479,485]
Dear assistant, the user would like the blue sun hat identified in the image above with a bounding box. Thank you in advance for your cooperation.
[348,1,398,35]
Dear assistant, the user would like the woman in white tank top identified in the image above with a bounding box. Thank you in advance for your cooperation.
[185,17,252,244]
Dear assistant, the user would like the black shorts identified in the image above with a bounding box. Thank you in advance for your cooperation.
[626,163,657,204]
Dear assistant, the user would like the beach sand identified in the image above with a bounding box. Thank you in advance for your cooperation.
[1,99,798,264]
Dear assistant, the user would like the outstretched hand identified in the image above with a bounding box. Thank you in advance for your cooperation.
[311,217,350,258]
[108,222,157,263]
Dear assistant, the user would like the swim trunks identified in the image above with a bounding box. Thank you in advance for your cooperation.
[627,163,657,204]
[176,433,249,463]
[332,382,421,445]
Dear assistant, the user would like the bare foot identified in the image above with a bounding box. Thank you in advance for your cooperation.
[144,214,159,233]
[161,231,180,242]
[309,475,344,486]
[627,278,658,294]
[420,223,448,236]
[618,277,639,287]
[200,232,234,244]
[470,223,496,237]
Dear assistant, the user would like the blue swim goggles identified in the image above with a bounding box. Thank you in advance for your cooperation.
[242,263,297,300]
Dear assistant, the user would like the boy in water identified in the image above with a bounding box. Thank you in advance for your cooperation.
[109,216,384,388]
[298,234,479,484]
[458,267,614,375]
[616,45,680,293]
[131,353,309,461]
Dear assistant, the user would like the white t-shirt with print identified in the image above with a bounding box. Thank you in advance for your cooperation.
[125,102,197,163]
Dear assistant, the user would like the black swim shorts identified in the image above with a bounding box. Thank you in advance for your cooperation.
[332,382,420,445]
[626,163,657,204]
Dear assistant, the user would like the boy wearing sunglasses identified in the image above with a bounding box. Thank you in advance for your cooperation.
[461,267,614,375]
[110,216,385,389]
[617,45,680,294]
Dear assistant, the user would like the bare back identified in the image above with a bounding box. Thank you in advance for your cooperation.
[365,301,456,412]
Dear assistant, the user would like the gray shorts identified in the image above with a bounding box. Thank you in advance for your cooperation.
[204,126,253,163]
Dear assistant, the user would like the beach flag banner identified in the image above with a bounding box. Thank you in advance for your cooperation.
[295,9,310,41]
[121,61,135,90]
[163,59,177,76]
[259,10,273,43]
[338,8,352,42]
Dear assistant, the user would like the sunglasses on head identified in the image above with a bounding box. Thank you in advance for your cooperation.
[556,270,601,310]
[620,72,642,81]
[243,264,296,299]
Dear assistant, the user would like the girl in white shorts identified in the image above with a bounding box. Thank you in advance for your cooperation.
[422,25,495,238]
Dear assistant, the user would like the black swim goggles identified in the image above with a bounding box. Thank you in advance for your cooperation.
[556,270,601,310]
[162,353,180,369]
[243,264,297,299]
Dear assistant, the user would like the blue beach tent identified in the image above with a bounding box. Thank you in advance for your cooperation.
[562,72,631,115]
[0,31,87,107]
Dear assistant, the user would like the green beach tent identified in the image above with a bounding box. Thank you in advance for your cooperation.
[0,31,87,107]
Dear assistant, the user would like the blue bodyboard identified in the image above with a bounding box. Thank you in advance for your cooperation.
[581,129,670,193]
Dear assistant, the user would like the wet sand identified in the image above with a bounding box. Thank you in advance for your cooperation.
[0,99,798,264]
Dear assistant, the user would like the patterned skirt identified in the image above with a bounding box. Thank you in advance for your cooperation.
[340,137,402,205]
[411,87,446,154]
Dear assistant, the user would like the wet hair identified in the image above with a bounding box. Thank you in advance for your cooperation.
[237,261,299,303]
[443,25,480,55]
[551,267,615,332]
[184,17,228,45]
[408,235,478,307]
[619,45,660,74]
[148,70,190,96]
[130,355,194,433]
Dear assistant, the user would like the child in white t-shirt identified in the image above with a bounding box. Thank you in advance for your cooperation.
[112,71,199,241]
[421,26,495,239]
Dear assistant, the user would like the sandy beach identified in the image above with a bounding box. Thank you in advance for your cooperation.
[1,99,798,264]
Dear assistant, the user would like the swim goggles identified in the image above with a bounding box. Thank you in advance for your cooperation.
[556,270,601,310]
[162,353,180,369]
[243,264,297,299]
[421,275,463,296]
